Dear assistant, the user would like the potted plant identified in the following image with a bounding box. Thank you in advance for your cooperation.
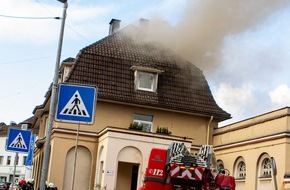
[156,126,171,135]
[129,123,143,131]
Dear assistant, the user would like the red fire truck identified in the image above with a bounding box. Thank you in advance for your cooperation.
[139,143,235,190]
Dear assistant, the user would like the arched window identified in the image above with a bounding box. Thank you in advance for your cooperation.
[261,157,272,177]
[237,161,246,178]
[234,157,246,179]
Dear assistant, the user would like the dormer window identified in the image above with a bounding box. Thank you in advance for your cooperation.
[136,71,156,91]
[59,58,75,82]
[131,65,163,92]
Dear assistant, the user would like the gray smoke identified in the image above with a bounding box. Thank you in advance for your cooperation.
[140,0,290,124]
[144,0,289,73]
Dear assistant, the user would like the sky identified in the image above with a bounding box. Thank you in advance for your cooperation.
[0,0,290,126]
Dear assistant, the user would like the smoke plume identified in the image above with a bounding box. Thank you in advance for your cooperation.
[141,0,290,124]
[145,0,289,73]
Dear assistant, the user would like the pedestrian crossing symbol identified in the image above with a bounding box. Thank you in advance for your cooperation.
[56,83,97,124]
[6,128,32,153]
[9,133,27,149]
[60,91,90,117]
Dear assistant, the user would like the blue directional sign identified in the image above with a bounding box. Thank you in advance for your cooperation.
[6,128,32,153]
[56,83,97,124]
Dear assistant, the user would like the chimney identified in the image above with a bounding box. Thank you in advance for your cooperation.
[139,18,149,28]
[109,19,121,35]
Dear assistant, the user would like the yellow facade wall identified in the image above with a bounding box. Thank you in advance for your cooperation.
[33,100,215,189]
[214,107,290,190]
[53,101,213,145]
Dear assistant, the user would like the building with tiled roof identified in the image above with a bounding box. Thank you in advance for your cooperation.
[32,19,231,190]
[67,23,230,122]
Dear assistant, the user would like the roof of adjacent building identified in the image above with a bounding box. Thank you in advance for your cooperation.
[63,23,231,122]
[0,116,38,136]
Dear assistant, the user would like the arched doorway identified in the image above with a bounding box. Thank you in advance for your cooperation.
[116,146,142,190]
[63,146,92,190]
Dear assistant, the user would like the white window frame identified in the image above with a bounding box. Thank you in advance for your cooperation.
[237,161,246,178]
[133,114,153,132]
[131,66,163,92]
[260,158,272,177]
[135,71,157,92]
[234,157,246,180]
[133,120,152,132]
[257,153,273,180]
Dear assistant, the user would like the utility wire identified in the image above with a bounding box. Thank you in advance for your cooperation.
[0,14,61,20]
[0,1,91,66]
[35,0,57,16]
[0,53,73,66]
[66,24,91,43]
[0,77,51,99]
[0,56,55,65]
[34,0,91,42]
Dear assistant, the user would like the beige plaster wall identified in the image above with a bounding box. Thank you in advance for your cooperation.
[215,138,286,190]
[214,120,287,147]
[214,108,289,146]
[95,129,193,190]
[35,100,219,189]
[54,101,213,145]
[213,108,290,190]
[47,132,98,190]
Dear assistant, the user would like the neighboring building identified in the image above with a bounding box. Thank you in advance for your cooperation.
[214,107,290,190]
[0,117,37,184]
[31,19,230,190]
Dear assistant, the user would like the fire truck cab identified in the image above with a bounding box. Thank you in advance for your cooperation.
[139,143,235,190]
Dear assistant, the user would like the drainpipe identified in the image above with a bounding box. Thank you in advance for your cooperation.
[271,157,278,190]
[206,116,213,145]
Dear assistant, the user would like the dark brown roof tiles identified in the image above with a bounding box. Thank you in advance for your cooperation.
[66,26,231,121]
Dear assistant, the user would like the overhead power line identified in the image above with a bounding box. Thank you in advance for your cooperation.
[0,14,61,20]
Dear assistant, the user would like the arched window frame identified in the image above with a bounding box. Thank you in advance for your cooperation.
[234,157,246,180]
[260,157,272,178]
[237,161,246,179]
[257,153,273,179]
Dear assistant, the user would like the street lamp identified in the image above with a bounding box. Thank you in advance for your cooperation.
[39,1,68,190]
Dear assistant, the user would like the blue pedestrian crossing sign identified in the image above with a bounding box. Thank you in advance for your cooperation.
[56,83,97,124]
[6,128,32,153]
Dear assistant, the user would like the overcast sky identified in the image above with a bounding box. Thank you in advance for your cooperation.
[0,0,290,126]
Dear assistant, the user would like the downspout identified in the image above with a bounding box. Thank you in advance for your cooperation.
[271,157,278,190]
[206,116,214,145]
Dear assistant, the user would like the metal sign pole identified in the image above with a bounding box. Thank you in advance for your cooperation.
[10,152,18,190]
[71,122,80,190]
